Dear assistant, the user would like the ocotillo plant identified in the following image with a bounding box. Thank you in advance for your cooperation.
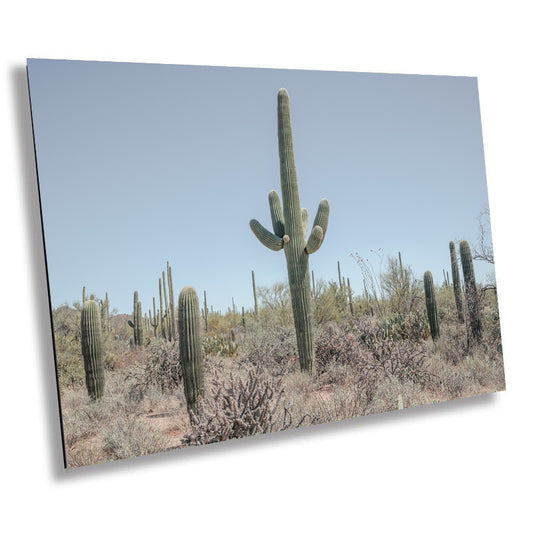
[242,306,245,327]
[460,240,483,342]
[423,271,440,341]
[250,88,330,375]
[178,287,204,415]
[449,241,465,323]
[127,291,144,346]
[251,270,258,315]
[81,299,105,400]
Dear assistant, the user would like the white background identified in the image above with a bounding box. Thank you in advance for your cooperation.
[1,2,531,531]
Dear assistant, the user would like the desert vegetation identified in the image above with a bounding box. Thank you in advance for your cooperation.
[53,89,504,468]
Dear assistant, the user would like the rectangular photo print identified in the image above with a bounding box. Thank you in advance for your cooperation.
[27,59,505,468]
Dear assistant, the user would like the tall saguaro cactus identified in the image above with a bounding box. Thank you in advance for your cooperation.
[449,241,465,323]
[460,240,483,342]
[149,297,159,337]
[167,262,176,340]
[251,270,258,315]
[159,277,166,340]
[127,291,144,346]
[423,271,440,341]
[178,287,204,414]
[81,299,105,400]
[249,89,330,375]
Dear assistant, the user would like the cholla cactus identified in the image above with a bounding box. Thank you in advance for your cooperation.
[423,271,440,341]
[81,299,105,399]
[250,89,330,375]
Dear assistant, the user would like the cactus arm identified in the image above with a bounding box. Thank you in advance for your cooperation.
[301,208,309,237]
[250,219,284,251]
[312,199,330,238]
[268,190,285,237]
[305,225,324,254]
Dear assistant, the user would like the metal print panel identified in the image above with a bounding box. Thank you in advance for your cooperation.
[27,59,505,468]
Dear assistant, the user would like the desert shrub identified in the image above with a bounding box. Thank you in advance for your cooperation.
[381,310,429,342]
[182,366,286,446]
[124,340,182,400]
[317,372,378,421]
[102,412,170,460]
[56,352,85,389]
[256,281,294,326]
[315,323,362,376]
[312,280,351,324]
[369,338,434,385]
[380,255,423,314]
[241,322,298,376]
[52,304,82,355]
[202,333,238,358]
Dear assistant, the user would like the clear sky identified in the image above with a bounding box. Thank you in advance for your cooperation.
[28,59,494,314]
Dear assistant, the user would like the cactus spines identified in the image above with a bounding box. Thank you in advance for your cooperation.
[423,271,440,341]
[251,270,258,315]
[460,240,483,342]
[178,287,204,414]
[81,299,105,400]
[127,291,144,346]
[449,241,465,324]
[249,88,330,375]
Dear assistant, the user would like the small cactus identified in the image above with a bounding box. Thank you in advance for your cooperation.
[460,240,483,342]
[178,287,204,414]
[423,271,440,341]
[81,299,105,400]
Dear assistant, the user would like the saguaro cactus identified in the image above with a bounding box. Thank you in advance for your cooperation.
[249,89,330,375]
[149,297,159,337]
[460,240,483,342]
[167,262,176,340]
[81,299,105,400]
[449,241,465,323]
[127,291,144,346]
[159,277,166,340]
[423,271,440,341]
[251,270,258,315]
[178,287,204,414]
[203,290,209,331]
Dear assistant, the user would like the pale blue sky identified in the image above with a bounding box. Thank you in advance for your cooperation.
[28,59,493,314]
